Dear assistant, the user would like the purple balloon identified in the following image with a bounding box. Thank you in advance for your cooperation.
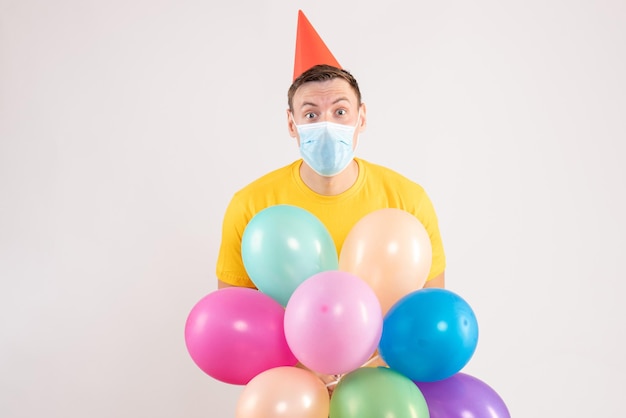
[415,372,511,418]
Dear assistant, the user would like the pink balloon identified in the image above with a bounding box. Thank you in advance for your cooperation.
[184,287,297,385]
[284,271,383,376]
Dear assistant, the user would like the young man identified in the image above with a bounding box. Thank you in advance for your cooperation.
[215,11,446,394]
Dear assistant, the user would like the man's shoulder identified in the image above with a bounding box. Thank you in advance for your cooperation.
[358,158,425,192]
[233,160,299,198]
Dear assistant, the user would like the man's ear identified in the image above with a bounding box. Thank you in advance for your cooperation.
[358,102,367,133]
[286,109,298,138]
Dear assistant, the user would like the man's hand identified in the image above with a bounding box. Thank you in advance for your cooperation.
[325,375,340,397]
[313,372,341,397]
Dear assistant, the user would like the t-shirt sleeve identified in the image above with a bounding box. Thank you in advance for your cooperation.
[415,191,447,281]
[215,194,256,288]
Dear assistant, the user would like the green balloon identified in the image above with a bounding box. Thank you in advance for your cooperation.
[330,367,430,418]
[241,205,338,306]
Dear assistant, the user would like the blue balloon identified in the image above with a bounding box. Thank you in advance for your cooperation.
[379,288,479,382]
[241,205,338,306]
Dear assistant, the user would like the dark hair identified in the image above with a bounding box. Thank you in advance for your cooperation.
[288,64,362,112]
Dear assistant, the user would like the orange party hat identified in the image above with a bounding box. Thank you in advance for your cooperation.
[293,10,341,81]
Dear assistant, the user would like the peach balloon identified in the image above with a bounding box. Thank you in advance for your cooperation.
[235,366,329,418]
[339,208,433,314]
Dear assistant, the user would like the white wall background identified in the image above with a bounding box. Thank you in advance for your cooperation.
[1,0,625,416]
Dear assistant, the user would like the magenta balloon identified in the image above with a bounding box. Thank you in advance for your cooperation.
[284,271,383,375]
[184,287,297,385]
[415,373,511,418]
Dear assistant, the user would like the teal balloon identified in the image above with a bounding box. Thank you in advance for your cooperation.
[241,205,338,306]
[330,367,430,418]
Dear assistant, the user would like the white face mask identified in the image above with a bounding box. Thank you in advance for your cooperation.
[292,113,360,177]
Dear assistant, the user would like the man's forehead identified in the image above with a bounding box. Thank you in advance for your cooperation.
[293,79,357,106]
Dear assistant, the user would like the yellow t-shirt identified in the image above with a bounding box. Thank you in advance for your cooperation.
[216,158,446,287]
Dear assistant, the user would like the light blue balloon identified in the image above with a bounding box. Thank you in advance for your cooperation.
[379,288,479,382]
[241,205,338,306]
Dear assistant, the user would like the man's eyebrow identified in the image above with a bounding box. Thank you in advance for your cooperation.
[332,97,350,105]
[299,97,350,108]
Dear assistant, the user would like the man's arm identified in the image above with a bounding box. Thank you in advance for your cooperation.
[423,271,445,289]
[217,279,236,289]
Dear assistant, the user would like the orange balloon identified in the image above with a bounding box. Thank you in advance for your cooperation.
[235,366,329,418]
[339,208,433,314]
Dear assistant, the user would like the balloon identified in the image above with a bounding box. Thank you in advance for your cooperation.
[415,372,511,418]
[184,287,297,385]
[339,208,432,314]
[241,204,338,306]
[379,288,479,382]
[329,367,429,418]
[236,366,330,418]
[284,271,383,375]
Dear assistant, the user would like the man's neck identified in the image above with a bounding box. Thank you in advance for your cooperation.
[299,159,359,196]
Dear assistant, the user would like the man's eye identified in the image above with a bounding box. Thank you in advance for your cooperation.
[305,112,316,119]
[336,109,347,116]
